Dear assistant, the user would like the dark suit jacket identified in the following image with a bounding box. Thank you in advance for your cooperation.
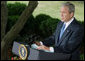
[42,18,84,60]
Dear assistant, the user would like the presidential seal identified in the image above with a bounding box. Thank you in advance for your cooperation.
[19,44,27,60]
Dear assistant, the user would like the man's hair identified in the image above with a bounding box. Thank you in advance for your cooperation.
[62,2,75,13]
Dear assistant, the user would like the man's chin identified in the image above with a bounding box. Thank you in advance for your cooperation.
[61,20,65,22]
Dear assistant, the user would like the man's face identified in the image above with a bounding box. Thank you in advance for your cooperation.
[60,6,73,22]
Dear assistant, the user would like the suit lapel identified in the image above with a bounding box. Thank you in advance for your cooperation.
[55,22,63,46]
[58,28,71,46]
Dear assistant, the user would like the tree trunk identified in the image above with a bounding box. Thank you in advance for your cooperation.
[1,1,8,41]
[1,1,38,60]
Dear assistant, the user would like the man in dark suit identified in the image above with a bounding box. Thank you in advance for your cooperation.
[32,2,84,60]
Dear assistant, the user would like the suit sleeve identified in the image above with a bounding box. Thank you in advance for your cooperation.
[42,32,55,47]
[54,26,84,53]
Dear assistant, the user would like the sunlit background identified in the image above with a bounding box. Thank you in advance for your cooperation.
[7,1,84,21]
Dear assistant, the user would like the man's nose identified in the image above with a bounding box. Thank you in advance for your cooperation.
[61,13,63,17]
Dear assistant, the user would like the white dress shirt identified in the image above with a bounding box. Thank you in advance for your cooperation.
[64,17,74,30]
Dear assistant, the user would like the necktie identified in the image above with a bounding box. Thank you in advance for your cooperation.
[59,23,66,40]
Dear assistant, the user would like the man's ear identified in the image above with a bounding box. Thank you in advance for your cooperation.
[70,12,74,18]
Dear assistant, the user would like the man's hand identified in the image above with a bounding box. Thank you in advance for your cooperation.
[33,41,41,46]
[37,45,50,51]
[33,41,50,51]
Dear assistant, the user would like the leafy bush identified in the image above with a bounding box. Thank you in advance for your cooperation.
[40,18,60,38]
[34,14,52,34]
[19,15,35,36]
[6,2,27,33]
[35,14,51,25]
[80,53,84,60]
[6,15,19,33]
[7,2,26,16]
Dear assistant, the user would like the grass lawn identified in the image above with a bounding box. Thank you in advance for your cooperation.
[7,1,84,21]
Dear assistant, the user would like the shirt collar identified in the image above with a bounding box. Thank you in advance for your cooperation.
[64,17,74,29]
[64,17,74,26]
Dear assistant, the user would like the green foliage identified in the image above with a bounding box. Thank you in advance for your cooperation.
[80,54,84,60]
[78,20,84,25]
[35,14,51,24]
[6,2,27,33]
[34,14,60,38]
[6,15,19,33]
[34,14,52,35]
[7,2,26,16]
[20,15,35,36]
[40,18,60,38]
